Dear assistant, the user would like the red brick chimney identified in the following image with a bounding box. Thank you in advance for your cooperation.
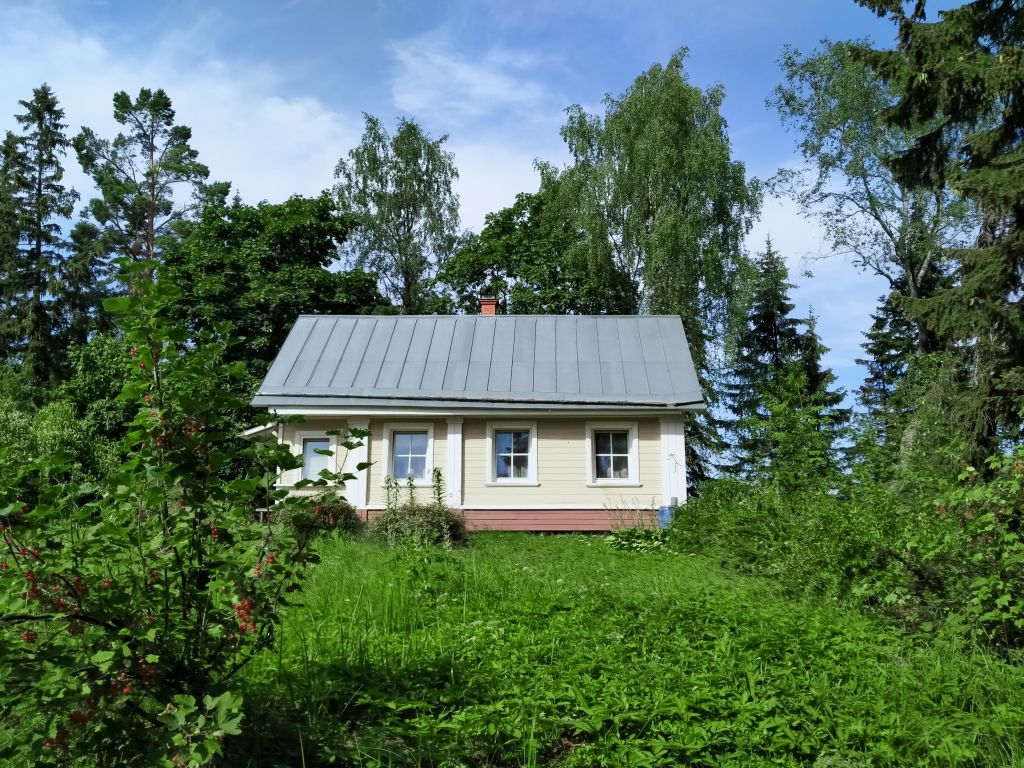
[479,296,498,316]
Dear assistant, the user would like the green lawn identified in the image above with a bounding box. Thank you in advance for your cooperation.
[230,534,1024,767]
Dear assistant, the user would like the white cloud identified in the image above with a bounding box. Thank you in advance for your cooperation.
[0,3,360,207]
[387,32,553,129]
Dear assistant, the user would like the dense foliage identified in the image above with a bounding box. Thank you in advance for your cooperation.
[231,534,1024,767]
[0,271,339,766]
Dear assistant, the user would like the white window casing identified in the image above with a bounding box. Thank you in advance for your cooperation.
[291,429,339,486]
[585,421,641,487]
[485,421,539,486]
[380,422,435,485]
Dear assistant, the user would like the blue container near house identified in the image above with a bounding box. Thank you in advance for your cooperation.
[657,505,674,529]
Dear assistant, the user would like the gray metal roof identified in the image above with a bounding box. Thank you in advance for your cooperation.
[252,315,705,410]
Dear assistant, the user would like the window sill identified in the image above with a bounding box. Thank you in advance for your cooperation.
[585,482,643,488]
[484,481,540,487]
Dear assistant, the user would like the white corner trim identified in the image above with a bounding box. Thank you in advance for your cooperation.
[347,420,370,508]
[484,421,538,484]
[446,418,463,508]
[659,415,686,506]
[584,421,640,485]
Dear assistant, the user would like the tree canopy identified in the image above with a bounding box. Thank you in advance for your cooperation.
[334,115,460,314]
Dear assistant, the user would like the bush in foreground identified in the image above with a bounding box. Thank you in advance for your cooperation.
[0,274,341,766]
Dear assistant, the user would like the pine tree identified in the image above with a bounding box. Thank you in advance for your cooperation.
[74,88,209,282]
[13,84,79,385]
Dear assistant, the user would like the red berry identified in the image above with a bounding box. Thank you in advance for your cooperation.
[130,347,138,357]
[102,578,111,587]
[138,362,145,370]
[20,631,36,643]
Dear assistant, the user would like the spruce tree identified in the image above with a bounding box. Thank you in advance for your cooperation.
[725,241,848,482]
[13,84,79,385]
[723,239,803,476]
[853,0,1024,459]
[0,131,28,361]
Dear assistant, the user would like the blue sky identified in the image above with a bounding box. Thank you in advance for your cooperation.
[0,0,921,399]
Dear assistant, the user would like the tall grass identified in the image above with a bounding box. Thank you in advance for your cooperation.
[229,534,1024,767]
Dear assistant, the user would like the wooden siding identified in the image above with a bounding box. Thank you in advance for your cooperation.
[277,415,670,530]
[359,508,658,532]
[460,417,661,511]
[365,418,447,507]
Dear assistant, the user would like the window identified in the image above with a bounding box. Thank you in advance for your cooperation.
[294,430,337,483]
[495,429,530,479]
[585,422,640,485]
[382,423,435,484]
[486,422,538,485]
[594,430,630,479]
[391,431,429,480]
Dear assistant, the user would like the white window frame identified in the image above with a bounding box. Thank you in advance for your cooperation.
[293,430,339,485]
[381,422,435,485]
[585,421,641,486]
[485,421,539,486]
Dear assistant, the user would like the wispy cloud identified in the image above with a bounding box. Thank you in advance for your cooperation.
[0,3,360,205]
[387,32,554,129]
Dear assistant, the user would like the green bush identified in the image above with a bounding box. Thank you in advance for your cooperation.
[281,490,364,538]
[604,525,668,553]
[669,479,887,601]
[370,473,467,548]
[0,273,342,766]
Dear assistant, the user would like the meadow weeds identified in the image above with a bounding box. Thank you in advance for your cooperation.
[230,534,1024,767]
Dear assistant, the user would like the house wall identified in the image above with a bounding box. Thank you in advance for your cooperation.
[460,417,661,510]
[277,414,676,530]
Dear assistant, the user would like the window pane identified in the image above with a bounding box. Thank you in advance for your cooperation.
[496,454,511,478]
[596,455,611,479]
[394,432,411,455]
[408,432,428,456]
[512,430,530,453]
[392,454,408,478]
[512,455,529,478]
[612,456,629,478]
[303,438,331,480]
[611,431,629,455]
[595,431,611,454]
[409,456,426,479]
[495,431,512,454]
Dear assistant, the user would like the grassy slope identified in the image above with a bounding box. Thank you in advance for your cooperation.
[233,534,1024,767]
